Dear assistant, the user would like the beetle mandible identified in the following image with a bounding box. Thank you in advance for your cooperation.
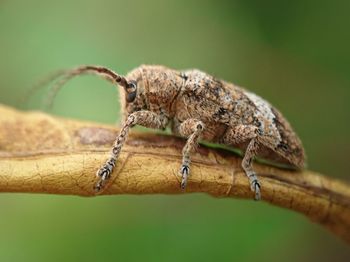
[44,65,306,200]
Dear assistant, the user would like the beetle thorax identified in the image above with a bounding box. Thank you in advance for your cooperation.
[121,65,183,118]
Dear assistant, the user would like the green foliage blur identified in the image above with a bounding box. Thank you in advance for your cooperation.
[0,0,349,261]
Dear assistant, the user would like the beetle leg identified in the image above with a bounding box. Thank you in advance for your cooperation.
[178,119,204,189]
[94,111,168,192]
[222,125,261,200]
[242,138,261,200]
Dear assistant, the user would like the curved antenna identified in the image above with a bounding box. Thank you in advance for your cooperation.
[20,69,68,109]
[44,65,133,109]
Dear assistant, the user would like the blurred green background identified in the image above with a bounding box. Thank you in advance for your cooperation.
[1,0,349,261]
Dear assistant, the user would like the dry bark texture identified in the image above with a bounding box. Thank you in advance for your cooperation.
[0,104,349,244]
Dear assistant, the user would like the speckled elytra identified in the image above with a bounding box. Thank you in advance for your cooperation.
[42,65,305,200]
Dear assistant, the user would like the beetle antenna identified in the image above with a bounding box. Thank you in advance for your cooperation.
[44,65,133,109]
[20,69,69,109]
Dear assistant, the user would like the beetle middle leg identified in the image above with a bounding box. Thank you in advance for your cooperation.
[178,118,204,189]
[95,110,168,192]
[222,124,261,200]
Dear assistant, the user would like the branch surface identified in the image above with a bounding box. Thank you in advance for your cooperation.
[0,104,350,244]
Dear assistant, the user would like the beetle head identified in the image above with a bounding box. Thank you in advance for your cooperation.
[118,66,149,118]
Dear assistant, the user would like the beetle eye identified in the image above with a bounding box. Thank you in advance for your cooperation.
[126,90,137,102]
[126,81,137,102]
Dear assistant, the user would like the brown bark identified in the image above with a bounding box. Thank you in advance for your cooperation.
[0,104,349,244]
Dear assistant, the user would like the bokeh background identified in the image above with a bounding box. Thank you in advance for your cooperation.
[1,0,349,261]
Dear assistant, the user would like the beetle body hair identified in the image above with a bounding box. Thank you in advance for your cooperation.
[41,64,305,200]
[123,65,305,169]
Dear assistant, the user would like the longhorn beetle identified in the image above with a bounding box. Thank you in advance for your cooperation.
[42,65,305,200]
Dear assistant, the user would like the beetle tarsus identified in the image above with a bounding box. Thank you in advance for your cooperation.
[248,174,261,200]
[180,164,190,189]
[95,160,115,191]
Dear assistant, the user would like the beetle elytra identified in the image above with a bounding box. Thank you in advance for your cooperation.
[43,65,306,200]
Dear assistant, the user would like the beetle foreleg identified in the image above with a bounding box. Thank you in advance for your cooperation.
[94,110,168,192]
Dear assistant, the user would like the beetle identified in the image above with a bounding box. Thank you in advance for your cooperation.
[43,64,305,200]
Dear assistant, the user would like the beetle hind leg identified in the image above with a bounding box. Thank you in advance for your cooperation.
[242,139,261,200]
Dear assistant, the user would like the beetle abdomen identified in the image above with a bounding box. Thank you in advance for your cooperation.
[268,106,305,169]
[178,68,305,169]
[241,90,305,169]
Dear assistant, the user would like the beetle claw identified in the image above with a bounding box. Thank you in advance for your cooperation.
[179,164,190,189]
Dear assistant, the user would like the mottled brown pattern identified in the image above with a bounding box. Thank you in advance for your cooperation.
[42,64,305,199]
[270,107,305,169]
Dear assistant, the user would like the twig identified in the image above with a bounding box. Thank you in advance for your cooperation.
[0,104,349,244]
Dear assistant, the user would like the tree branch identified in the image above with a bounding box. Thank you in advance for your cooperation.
[0,104,349,244]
